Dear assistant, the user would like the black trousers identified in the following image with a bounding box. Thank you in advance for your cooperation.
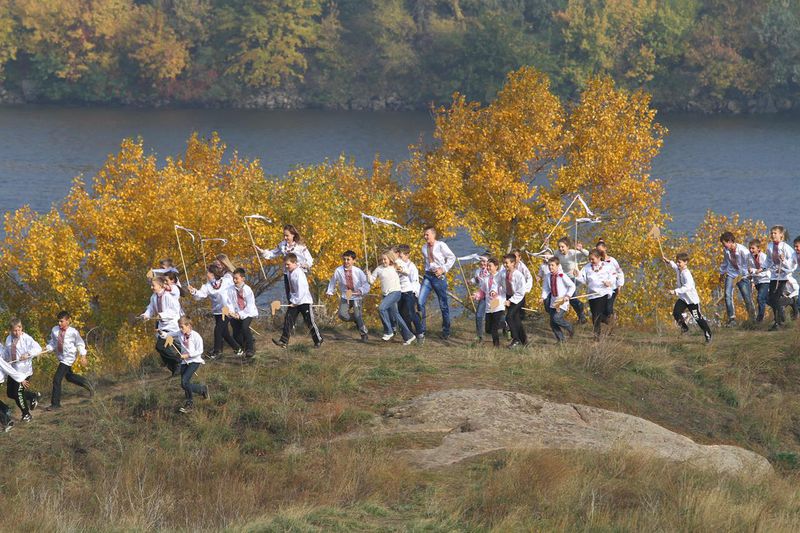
[769,280,788,324]
[231,317,255,355]
[486,311,505,346]
[51,363,92,407]
[506,301,527,344]
[672,299,712,336]
[399,291,423,336]
[213,314,240,354]
[588,296,610,336]
[570,296,586,320]
[155,336,182,374]
[0,401,10,427]
[7,375,36,416]
[280,304,323,345]
[606,289,618,317]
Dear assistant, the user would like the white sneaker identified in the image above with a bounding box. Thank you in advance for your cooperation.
[381,333,394,341]
[403,335,416,346]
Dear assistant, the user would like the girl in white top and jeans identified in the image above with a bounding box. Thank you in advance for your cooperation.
[369,251,415,344]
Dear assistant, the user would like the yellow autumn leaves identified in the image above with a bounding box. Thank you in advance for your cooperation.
[0,67,758,367]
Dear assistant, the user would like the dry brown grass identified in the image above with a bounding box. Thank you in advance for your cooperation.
[3,316,800,530]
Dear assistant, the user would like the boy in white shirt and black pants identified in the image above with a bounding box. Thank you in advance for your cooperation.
[226,268,259,358]
[326,251,370,342]
[273,253,323,348]
[45,311,94,410]
[502,254,528,348]
[3,318,42,421]
[141,276,183,375]
[395,244,423,338]
[541,256,576,343]
[664,252,712,343]
[0,357,32,431]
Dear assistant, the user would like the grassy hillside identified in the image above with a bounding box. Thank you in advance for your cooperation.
[4,316,800,531]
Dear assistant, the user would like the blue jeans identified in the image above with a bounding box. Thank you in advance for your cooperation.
[180,362,205,402]
[475,298,487,338]
[378,291,413,341]
[724,276,753,320]
[338,298,367,335]
[755,283,770,322]
[418,272,450,336]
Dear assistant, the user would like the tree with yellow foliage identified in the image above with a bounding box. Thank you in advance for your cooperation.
[409,67,670,323]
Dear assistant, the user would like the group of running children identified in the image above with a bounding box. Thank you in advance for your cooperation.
[1,223,797,427]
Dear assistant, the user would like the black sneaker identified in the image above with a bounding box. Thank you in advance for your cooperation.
[30,392,41,411]
[508,340,521,349]
[769,322,780,331]
[578,317,588,325]
[179,402,193,414]
[201,386,210,401]
[416,333,425,345]
[272,338,287,349]
[235,349,245,357]
[314,340,323,349]
[360,333,369,343]
[208,352,222,360]
[704,332,712,344]
[21,413,32,422]
[4,421,13,432]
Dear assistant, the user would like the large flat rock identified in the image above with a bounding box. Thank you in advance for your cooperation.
[355,389,772,477]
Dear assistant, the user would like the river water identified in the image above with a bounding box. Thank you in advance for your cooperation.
[0,107,798,246]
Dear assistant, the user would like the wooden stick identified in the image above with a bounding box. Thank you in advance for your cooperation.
[456,259,477,312]
[174,224,189,286]
[361,216,369,271]
[200,238,208,273]
[244,219,268,280]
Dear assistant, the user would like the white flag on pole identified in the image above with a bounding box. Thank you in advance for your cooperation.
[174,225,197,242]
[360,213,405,229]
[575,195,595,217]
[201,237,228,246]
[457,253,483,262]
[244,214,272,223]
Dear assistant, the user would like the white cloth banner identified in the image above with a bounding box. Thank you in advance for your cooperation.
[360,213,405,229]
[244,214,272,223]
[457,253,483,262]
[174,225,196,241]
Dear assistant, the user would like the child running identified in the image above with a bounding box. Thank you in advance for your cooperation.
[273,254,323,348]
[368,250,415,345]
[477,257,506,347]
[663,252,712,343]
[45,311,94,410]
[748,239,771,323]
[226,268,258,357]
[0,357,31,432]
[395,245,423,340]
[189,262,242,359]
[3,318,42,421]
[541,256,575,343]
[326,250,370,342]
[177,317,210,413]
[555,237,588,324]
[140,277,183,375]
[764,225,797,330]
[577,250,616,339]
[718,231,754,325]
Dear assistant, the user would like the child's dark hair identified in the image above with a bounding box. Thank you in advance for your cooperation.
[548,256,561,265]
[676,252,690,263]
[588,249,602,259]
[424,225,437,235]
[165,271,178,283]
[208,262,224,279]
[233,267,247,277]
[283,224,302,243]
[595,239,607,248]
[503,253,516,263]
[719,231,735,244]
[285,253,298,264]
[57,310,71,320]
[342,250,357,259]
[557,237,571,247]
[160,258,174,268]
[793,236,800,245]
[396,244,411,255]
[487,257,499,267]
[749,239,761,248]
